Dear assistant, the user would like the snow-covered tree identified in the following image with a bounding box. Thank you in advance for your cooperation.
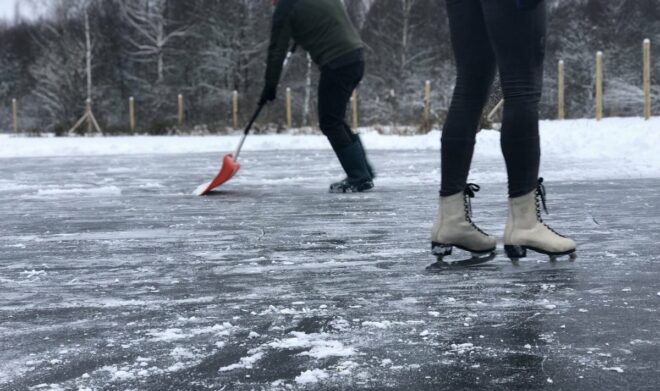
[118,0,192,84]
[30,2,91,134]
[361,0,448,126]
[0,0,658,133]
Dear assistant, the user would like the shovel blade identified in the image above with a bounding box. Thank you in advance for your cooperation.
[196,153,241,196]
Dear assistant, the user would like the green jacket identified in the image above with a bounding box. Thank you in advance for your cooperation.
[264,0,364,89]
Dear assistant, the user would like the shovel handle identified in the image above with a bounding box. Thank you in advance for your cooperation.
[233,45,296,162]
[234,103,265,161]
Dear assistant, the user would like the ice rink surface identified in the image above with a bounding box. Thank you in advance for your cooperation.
[1,148,659,390]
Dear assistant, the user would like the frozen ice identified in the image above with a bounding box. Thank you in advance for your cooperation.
[1,120,660,390]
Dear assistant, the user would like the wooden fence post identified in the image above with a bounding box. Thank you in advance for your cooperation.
[12,98,18,134]
[286,87,292,128]
[232,90,239,129]
[643,39,651,120]
[86,99,93,134]
[487,99,504,123]
[129,97,136,132]
[423,80,432,129]
[351,89,358,130]
[558,60,565,120]
[595,51,603,121]
[178,94,184,126]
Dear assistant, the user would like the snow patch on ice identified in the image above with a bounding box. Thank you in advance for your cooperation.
[295,369,329,384]
[148,323,235,342]
[218,351,264,372]
[34,186,122,197]
[337,360,360,375]
[0,183,38,192]
[148,328,187,342]
[110,369,134,381]
[31,385,66,391]
[0,295,218,311]
[269,332,356,359]
[449,343,477,354]
[329,318,351,331]
[361,320,392,329]
[138,182,164,189]
[98,365,137,382]
[20,270,47,279]
[170,347,196,360]
[301,341,356,359]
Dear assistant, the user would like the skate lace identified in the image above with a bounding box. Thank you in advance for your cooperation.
[535,178,565,237]
[464,183,488,236]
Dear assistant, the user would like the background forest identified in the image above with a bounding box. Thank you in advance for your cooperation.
[0,0,658,135]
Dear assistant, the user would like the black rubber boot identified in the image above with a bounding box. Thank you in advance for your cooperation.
[355,134,376,179]
[330,139,374,193]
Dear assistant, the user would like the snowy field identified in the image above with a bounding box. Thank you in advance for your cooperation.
[0,117,659,183]
[1,117,660,390]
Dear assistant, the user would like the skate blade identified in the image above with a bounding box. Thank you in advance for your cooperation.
[426,251,497,270]
[507,246,577,263]
[549,252,578,262]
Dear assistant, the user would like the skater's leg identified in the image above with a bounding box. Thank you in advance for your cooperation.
[480,1,575,259]
[441,0,497,197]
[432,0,497,259]
[319,61,373,193]
[318,62,364,151]
[342,65,376,179]
[480,0,545,197]
[431,183,497,259]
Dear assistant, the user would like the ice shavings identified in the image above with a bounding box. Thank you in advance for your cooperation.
[194,182,211,196]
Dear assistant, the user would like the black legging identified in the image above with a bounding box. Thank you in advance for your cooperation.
[318,61,365,151]
[441,0,546,198]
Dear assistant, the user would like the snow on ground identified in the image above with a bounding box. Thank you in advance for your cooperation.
[0,117,659,182]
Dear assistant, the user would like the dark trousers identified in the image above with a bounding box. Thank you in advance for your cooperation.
[441,0,546,198]
[318,60,365,151]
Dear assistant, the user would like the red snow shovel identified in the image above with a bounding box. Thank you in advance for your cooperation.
[196,103,265,196]
[196,45,296,196]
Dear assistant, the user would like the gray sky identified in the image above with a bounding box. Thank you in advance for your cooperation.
[0,0,39,22]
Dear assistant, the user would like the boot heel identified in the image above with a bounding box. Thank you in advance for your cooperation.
[505,245,527,259]
[431,242,453,256]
